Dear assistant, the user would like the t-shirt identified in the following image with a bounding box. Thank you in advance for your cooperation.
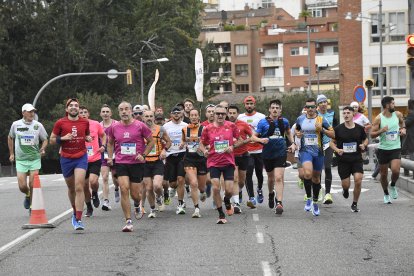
[85,120,104,163]
[52,117,90,159]
[163,120,188,156]
[353,113,370,127]
[233,120,252,157]
[201,121,240,168]
[9,119,48,161]
[295,114,332,157]
[201,120,212,127]
[256,117,290,159]
[107,120,152,164]
[334,123,366,162]
[238,111,266,153]
[182,124,205,160]
[318,110,336,147]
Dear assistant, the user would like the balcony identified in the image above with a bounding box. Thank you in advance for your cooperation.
[261,57,283,68]
[210,71,232,84]
[261,77,284,87]
[315,53,338,67]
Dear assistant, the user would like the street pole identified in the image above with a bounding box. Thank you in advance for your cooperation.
[317,65,320,94]
[378,0,384,102]
[366,83,374,170]
[307,25,311,97]
[409,0,414,100]
[140,57,144,105]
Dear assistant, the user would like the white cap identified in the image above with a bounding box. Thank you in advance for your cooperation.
[316,94,328,104]
[133,105,143,112]
[22,103,37,112]
[350,101,359,108]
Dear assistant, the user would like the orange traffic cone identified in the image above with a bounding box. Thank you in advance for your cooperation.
[22,173,55,229]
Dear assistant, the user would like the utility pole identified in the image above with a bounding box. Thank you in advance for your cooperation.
[409,0,414,99]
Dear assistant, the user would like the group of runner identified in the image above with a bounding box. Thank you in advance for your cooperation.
[8,94,406,231]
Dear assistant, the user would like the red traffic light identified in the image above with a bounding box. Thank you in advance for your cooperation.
[407,34,414,46]
[407,34,414,67]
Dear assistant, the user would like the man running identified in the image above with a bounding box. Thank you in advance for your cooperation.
[295,98,334,216]
[330,106,368,212]
[107,101,154,232]
[238,96,266,207]
[79,106,106,217]
[200,105,241,224]
[8,103,48,213]
[253,99,295,215]
[183,98,194,124]
[143,110,171,218]
[50,98,92,230]
[201,104,215,127]
[370,96,406,204]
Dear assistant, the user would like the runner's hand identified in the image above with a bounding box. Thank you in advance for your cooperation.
[136,154,145,161]
[9,154,14,162]
[61,133,73,141]
[261,138,269,144]
[40,148,46,156]
[336,149,344,156]
[85,135,93,142]
[287,144,296,153]
[107,158,113,166]
[224,146,233,153]
[400,128,406,136]
[359,144,366,151]
[381,125,389,133]
[160,150,167,160]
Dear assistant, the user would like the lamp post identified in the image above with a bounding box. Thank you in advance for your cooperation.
[140,57,169,105]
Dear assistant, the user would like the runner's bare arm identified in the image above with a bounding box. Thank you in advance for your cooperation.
[397,111,406,136]
[370,115,386,138]
[106,137,115,166]
[40,139,48,156]
[7,136,14,162]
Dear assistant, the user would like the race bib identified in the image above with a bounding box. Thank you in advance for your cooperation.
[269,130,282,140]
[343,142,357,153]
[304,134,318,146]
[214,140,229,153]
[87,146,94,156]
[121,143,136,155]
[149,145,157,155]
[323,143,330,151]
[104,152,109,159]
[385,131,398,141]
[170,139,181,151]
[20,135,35,146]
[188,142,199,153]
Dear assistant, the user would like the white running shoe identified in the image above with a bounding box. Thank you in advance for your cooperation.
[192,208,201,218]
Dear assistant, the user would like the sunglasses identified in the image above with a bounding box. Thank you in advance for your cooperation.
[215,112,227,116]
[305,105,316,109]
[133,112,143,116]
[171,111,181,115]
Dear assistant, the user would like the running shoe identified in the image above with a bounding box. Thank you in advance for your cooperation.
[156,197,165,212]
[275,202,284,215]
[74,220,85,231]
[297,178,304,189]
[169,188,177,199]
[114,188,120,203]
[92,191,100,208]
[164,197,171,205]
[71,213,76,228]
[192,207,201,218]
[384,194,392,204]
[312,202,320,216]
[342,189,349,199]
[176,204,186,215]
[268,193,275,209]
[23,195,30,210]
[225,203,234,216]
[233,203,242,214]
[390,185,398,199]
[85,206,93,217]
[148,209,157,218]
[102,199,112,211]
[304,198,312,212]
[206,183,212,198]
[216,217,227,224]
[323,193,333,205]
[200,192,207,202]
[134,203,144,220]
[318,187,324,203]
[239,190,243,203]
[247,197,257,209]
[257,189,264,204]
[122,219,133,232]
[351,204,360,213]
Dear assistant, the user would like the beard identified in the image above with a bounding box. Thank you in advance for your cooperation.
[246,108,254,114]
[69,111,78,118]
[389,108,395,113]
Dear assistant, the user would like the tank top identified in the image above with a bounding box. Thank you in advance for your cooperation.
[379,112,400,150]
[146,125,164,162]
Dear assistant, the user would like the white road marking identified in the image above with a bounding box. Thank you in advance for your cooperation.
[261,261,274,276]
[52,178,65,182]
[253,214,259,222]
[256,225,264,244]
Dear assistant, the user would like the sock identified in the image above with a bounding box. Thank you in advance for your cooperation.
[384,189,389,195]
[224,196,231,206]
[164,191,169,199]
[178,200,184,205]
[352,201,357,206]
[312,182,321,202]
[325,168,332,194]
[304,179,312,198]
[390,181,396,187]
[194,204,199,209]
[217,207,225,218]
[115,187,119,191]
[232,195,240,204]
[86,201,93,209]
[269,191,275,198]
[26,191,30,197]
[150,205,155,210]
[75,211,82,221]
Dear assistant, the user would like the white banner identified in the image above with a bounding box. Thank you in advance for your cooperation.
[148,69,159,111]
[194,48,204,102]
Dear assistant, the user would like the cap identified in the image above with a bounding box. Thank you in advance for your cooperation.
[171,105,182,113]
[243,96,256,104]
[155,113,164,120]
[133,105,143,112]
[350,101,359,108]
[316,94,328,104]
[66,98,79,107]
[22,103,37,112]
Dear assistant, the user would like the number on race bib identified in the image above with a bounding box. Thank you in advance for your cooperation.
[188,142,199,153]
[385,131,398,141]
[20,135,35,146]
[87,146,94,156]
[343,142,357,153]
[214,140,229,153]
[121,143,136,155]
[304,134,318,146]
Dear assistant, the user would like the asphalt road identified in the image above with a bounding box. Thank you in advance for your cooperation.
[0,167,413,276]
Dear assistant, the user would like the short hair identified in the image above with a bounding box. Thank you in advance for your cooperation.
[101,104,110,108]
[183,98,195,104]
[269,99,282,108]
[214,104,226,111]
[79,105,88,110]
[228,104,239,113]
[381,96,394,108]
[118,101,132,110]
[343,106,354,112]
[305,98,316,104]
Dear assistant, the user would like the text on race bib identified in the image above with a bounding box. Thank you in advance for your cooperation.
[121,143,136,155]
[343,142,357,153]
[269,130,282,140]
[385,131,398,141]
[187,142,199,153]
[170,139,181,151]
[214,140,229,153]
[104,152,109,159]
[20,135,35,146]
[304,134,318,146]
[149,145,157,155]
[323,143,330,151]
[87,146,94,156]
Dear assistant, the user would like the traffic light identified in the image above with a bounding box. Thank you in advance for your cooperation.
[407,34,414,67]
[126,69,133,85]
[365,78,374,88]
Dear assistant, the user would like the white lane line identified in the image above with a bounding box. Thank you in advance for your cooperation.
[0,184,114,256]
[253,214,259,222]
[256,225,264,244]
[52,178,65,182]
[261,261,273,276]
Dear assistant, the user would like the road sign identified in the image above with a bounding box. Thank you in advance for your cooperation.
[353,85,366,102]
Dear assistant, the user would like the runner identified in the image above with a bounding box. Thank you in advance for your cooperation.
[238,96,266,207]
[183,98,194,124]
[79,106,106,217]
[292,109,307,190]
[317,94,338,204]
[253,99,295,215]
[181,109,207,218]
[350,101,371,131]
[50,98,92,230]
[8,103,48,213]
[106,101,154,232]
[330,106,368,212]
[228,105,252,213]
[201,103,215,198]
[295,98,334,216]
[143,110,171,218]
[370,96,406,204]
[199,105,241,224]
[163,105,188,214]
[99,104,119,210]
[133,105,144,122]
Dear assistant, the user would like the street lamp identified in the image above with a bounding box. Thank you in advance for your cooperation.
[140,57,169,105]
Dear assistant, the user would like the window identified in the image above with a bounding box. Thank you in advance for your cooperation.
[390,66,406,95]
[235,64,248,77]
[236,84,249,92]
[372,67,386,96]
[389,12,405,41]
[333,46,339,54]
[302,47,309,55]
[311,9,322,18]
[291,67,300,76]
[262,0,272,8]
[235,45,248,56]
[370,13,385,43]
[290,47,300,56]
[264,68,276,77]
[303,67,309,75]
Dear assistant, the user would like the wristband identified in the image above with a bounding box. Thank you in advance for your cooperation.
[56,136,61,144]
